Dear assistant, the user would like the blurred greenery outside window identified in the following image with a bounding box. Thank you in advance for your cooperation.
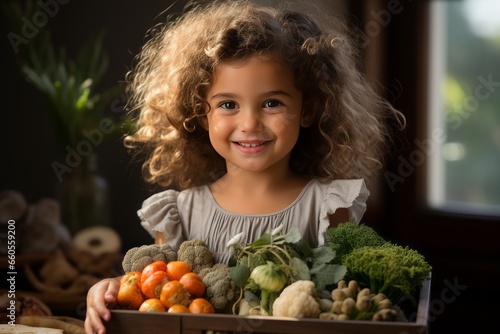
[427,0,500,215]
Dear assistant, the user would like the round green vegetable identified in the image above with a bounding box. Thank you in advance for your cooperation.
[250,262,287,292]
[249,262,287,315]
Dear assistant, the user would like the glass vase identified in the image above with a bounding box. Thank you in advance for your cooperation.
[55,154,111,235]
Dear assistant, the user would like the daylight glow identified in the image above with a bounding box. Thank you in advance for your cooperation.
[464,0,500,38]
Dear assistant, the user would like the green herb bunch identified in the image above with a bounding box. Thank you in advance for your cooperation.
[4,0,131,153]
[227,225,346,315]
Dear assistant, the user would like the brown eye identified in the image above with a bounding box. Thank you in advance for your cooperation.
[220,101,237,109]
[263,100,282,108]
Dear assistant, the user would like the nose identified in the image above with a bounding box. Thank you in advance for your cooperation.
[238,107,262,132]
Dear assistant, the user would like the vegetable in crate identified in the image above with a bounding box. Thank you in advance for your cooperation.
[140,261,170,299]
[342,244,432,304]
[320,279,398,321]
[272,280,321,318]
[116,272,145,309]
[122,244,177,273]
[177,239,214,274]
[198,263,237,313]
[248,262,287,315]
[227,225,346,316]
[325,222,386,264]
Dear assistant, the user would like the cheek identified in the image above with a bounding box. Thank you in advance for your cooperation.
[269,114,300,134]
[207,115,233,141]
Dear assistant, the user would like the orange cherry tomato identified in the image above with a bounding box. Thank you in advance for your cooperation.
[141,260,168,287]
[188,298,215,314]
[117,272,145,310]
[160,280,190,308]
[166,261,191,281]
[167,304,190,313]
[179,272,205,298]
[139,298,166,312]
[141,270,170,299]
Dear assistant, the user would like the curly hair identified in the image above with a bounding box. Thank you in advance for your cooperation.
[124,0,405,189]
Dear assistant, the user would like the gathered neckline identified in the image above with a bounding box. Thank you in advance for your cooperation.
[202,179,316,217]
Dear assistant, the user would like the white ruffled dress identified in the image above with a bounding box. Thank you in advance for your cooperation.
[138,179,369,264]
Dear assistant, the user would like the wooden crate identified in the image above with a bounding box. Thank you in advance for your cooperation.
[107,279,430,334]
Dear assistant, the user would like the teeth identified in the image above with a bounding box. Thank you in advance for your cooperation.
[239,142,263,147]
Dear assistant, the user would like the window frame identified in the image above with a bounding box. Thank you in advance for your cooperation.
[351,1,500,332]
[425,0,500,217]
[381,0,500,261]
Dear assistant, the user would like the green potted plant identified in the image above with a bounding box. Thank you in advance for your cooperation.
[5,1,132,234]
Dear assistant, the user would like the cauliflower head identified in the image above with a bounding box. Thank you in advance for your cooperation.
[272,280,321,318]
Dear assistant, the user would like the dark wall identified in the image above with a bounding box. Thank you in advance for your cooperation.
[2,0,189,250]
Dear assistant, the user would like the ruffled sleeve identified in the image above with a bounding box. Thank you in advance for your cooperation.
[137,189,185,250]
[317,179,370,245]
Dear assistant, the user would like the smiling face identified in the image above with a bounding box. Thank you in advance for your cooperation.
[204,55,303,176]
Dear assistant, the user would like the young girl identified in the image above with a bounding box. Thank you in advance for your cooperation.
[85,1,404,332]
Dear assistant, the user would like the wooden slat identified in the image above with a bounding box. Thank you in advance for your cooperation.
[416,276,431,326]
[181,313,427,334]
[106,310,181,334]
[107,279,431,334]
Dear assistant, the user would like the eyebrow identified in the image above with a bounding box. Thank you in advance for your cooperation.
[209,90,293,101]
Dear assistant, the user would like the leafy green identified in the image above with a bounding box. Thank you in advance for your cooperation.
[311,246,336,266]
[310,263,347,291]
[325,222,386,264]
[325,222,432,304]
[229,264,251,288]
[227,226,346,315]
[290,257,310,280]
[342,243,432,304]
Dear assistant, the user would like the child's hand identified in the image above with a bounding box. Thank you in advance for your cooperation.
[84,277,120,334]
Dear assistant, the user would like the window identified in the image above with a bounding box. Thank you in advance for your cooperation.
[427,0,500,215]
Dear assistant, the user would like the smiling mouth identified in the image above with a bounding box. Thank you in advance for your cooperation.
[237,142,267,147]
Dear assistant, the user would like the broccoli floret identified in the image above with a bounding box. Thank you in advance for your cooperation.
[199,263,237,312]
[130,256,155,273]
[122,246,139,273]
[342,243,432,304]
[122,243,177,273]
[325,222,386,264]
[177,239,214,274]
